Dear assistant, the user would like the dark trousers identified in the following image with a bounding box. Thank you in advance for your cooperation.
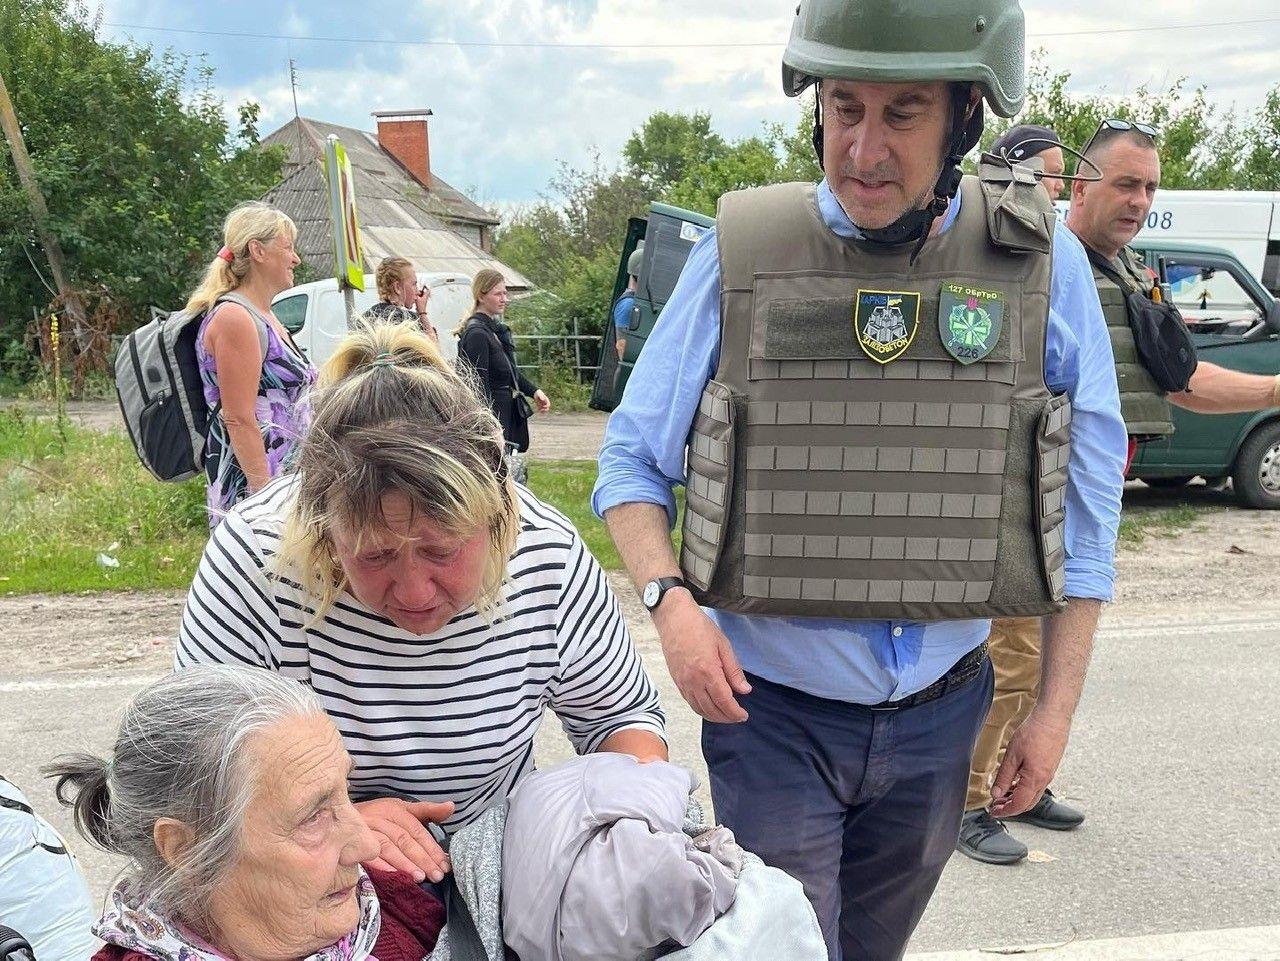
[701,657,994,961]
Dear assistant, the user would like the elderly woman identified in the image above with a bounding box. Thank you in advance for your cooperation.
[362,256,437,342]
[47,666,445,961]
[176,321,666,887]
[187,201,317,526]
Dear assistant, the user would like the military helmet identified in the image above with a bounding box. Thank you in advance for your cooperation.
[781,0,1026,118]
[627,243,645,277]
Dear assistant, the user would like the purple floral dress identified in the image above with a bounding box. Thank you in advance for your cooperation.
[196,306,317,527]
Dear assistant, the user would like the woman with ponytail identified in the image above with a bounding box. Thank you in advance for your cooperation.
[188,201,317,526]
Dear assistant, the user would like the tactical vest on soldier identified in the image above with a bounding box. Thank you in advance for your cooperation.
[679,161,1071,622]
[1089,246,1175,438]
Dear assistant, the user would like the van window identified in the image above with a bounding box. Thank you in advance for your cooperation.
[274,294,309,334]
[1164,258,1263,334]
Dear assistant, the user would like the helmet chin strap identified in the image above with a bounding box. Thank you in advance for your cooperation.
[812,84,982,261]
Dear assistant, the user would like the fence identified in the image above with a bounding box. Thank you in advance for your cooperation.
[511,318,601,380]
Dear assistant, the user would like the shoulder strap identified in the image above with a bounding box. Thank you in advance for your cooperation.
[1084,245,1146,295]
[215,292,271,361]
[974,158,1055,254]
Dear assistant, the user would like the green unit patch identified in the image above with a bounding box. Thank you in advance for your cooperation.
[939,282,1005,364]
[855,289,921,365]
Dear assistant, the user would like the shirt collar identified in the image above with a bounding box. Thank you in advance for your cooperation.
[816,178,962,241]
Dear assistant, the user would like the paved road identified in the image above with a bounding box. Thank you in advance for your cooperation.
[5,596,1279,957]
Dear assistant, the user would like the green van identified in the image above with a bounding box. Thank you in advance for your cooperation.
[590,203,715,412]
[1128,241,1280,509]
[592,215,1280,509]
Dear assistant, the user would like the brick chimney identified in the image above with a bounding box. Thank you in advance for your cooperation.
[373,109,434,188]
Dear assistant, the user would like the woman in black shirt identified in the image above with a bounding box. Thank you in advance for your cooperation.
[457,269,550,452]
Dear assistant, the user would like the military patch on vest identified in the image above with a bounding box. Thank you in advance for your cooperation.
[939,283,1005,364]
[854,290,920,365]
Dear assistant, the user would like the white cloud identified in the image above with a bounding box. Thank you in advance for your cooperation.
[101,0,1280,205]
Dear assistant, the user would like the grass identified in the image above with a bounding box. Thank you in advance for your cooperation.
[0,407,209,593]
[0,410,665,595]
[1117,502,1216,545]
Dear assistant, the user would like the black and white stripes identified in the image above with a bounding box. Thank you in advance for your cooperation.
[177,478,666,830]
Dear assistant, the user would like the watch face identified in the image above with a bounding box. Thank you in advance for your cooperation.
[643,581,661,609]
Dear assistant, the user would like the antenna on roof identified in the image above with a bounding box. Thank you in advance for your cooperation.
[289,59,303,166]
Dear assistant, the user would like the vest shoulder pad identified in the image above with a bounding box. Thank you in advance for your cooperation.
[717,182,816,290]
[973,158,1055,255]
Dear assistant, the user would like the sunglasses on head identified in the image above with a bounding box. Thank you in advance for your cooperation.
[1081,117,1159,157]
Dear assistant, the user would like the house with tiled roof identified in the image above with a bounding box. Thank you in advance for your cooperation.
[261,111,531,290]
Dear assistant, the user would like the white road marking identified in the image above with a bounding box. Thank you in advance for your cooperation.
[908,924,1280,960]
[2,615,1277,694]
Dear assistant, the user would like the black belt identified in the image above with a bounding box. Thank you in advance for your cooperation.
[866,641,989,712]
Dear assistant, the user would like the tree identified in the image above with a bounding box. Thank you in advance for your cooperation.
[976,52,1279,192]
[0,0,284,377]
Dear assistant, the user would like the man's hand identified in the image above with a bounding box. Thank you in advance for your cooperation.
[533,388,552,413]
[989,710,1071,818]
[653,591,751,723]
[354,797,454,882]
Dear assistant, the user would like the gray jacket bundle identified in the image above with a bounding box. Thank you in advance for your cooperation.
[428,753,825,961]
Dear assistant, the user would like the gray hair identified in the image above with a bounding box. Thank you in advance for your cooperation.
[46,665,324,932]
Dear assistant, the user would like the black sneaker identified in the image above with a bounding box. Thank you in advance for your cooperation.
[1005,788,1085,832]
[957,808,1028,865]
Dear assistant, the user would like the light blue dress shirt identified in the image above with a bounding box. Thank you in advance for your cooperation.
[593,179,1127,703]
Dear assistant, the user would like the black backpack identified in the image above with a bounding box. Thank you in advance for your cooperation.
[1089,249,1198,393]
[114,293,269,482]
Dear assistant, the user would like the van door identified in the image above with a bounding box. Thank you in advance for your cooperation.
[1131,249,1280,477]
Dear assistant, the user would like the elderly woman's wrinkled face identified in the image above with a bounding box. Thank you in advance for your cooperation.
[208,713,380,960]
[332,490,491,635]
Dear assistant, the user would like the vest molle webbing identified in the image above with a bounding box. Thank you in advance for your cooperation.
[680,164,1070,621]
[1091,246,1175,438]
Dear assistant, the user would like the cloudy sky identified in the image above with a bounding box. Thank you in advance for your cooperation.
[97,1,1279,207]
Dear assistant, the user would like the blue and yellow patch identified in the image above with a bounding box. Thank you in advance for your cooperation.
[938,282,1005,365]
[854,289,920,365]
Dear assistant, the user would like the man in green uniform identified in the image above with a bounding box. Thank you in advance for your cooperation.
[1067,122,1280,454]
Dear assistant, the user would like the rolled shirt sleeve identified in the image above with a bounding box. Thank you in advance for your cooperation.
[592,231,722,527]
[1045,225,1128,602]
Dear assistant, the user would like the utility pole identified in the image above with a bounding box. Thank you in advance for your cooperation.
[289,59,303,166]
[0,68,85,332]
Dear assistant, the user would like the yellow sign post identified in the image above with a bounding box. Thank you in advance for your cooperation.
[324,135,365,324]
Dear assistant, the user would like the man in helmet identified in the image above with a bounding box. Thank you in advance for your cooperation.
[594,2,1126,956]
[614,243,645,360]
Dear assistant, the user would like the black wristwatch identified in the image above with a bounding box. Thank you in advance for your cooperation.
[642,576,688,612]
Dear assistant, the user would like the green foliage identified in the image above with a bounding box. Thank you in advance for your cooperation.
[0,406,208,592]
[976,52,1280,191]
[0,0,285,366]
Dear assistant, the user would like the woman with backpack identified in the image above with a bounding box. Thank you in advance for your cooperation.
[186,202,317,526]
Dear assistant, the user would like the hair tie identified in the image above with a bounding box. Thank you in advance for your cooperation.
[370,352,397,368]
[217,246,235,264]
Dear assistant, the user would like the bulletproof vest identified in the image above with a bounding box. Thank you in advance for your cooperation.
[1090,246,1175,437]
[679,163,1070,621]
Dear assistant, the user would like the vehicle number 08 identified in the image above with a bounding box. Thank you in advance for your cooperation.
[1145,211,1173,230]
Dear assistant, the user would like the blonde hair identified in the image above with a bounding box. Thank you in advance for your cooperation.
[455,267,507,336]
[277,321,518,624]
[185,202,297,315]
[376,257,415,302]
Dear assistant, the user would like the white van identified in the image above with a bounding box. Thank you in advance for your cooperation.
[1054,190,1280,295]
[271,272,474,369]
